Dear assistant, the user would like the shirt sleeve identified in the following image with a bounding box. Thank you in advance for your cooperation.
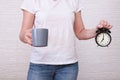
[74,0,82,13]
[20,0,36,14]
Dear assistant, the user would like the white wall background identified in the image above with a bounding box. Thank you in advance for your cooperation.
[0,0,120,80]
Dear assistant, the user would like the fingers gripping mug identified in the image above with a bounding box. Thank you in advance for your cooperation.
[32,28,48,47]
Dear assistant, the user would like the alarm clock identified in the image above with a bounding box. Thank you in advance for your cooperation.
[95,28,112,47]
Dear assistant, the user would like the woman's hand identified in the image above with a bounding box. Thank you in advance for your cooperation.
[23,29,32,45]
[74,12,112,40]
[96,20,112,29]
[19,10,35,45]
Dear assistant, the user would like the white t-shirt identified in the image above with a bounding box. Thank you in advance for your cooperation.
[21,0,81,65]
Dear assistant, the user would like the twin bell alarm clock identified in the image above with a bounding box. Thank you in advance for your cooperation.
[95,28,112,47]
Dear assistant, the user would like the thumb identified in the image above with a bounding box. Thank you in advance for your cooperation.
[96,24,103,29]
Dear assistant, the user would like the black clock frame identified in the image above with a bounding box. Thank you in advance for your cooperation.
[95,28,112,47]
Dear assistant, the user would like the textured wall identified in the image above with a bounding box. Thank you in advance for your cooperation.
[0,0,120,80]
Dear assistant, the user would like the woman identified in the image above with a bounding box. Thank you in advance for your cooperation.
[19,0,112,80]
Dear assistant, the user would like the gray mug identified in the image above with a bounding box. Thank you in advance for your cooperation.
[32,28,48,47]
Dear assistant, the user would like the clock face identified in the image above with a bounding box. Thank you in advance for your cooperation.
[95,32,112,47]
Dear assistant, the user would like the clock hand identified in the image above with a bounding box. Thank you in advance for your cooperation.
[103,34,104,40]
[100,34,104,43]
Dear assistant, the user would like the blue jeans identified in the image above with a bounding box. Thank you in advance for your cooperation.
[27,62,79,80]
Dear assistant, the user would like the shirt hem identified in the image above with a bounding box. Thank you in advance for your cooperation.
[30,60,78,65]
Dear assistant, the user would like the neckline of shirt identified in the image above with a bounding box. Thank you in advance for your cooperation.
[48,0,61,8]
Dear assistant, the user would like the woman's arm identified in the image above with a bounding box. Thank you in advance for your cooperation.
[19,10,35,45]
[74,12,112,40]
